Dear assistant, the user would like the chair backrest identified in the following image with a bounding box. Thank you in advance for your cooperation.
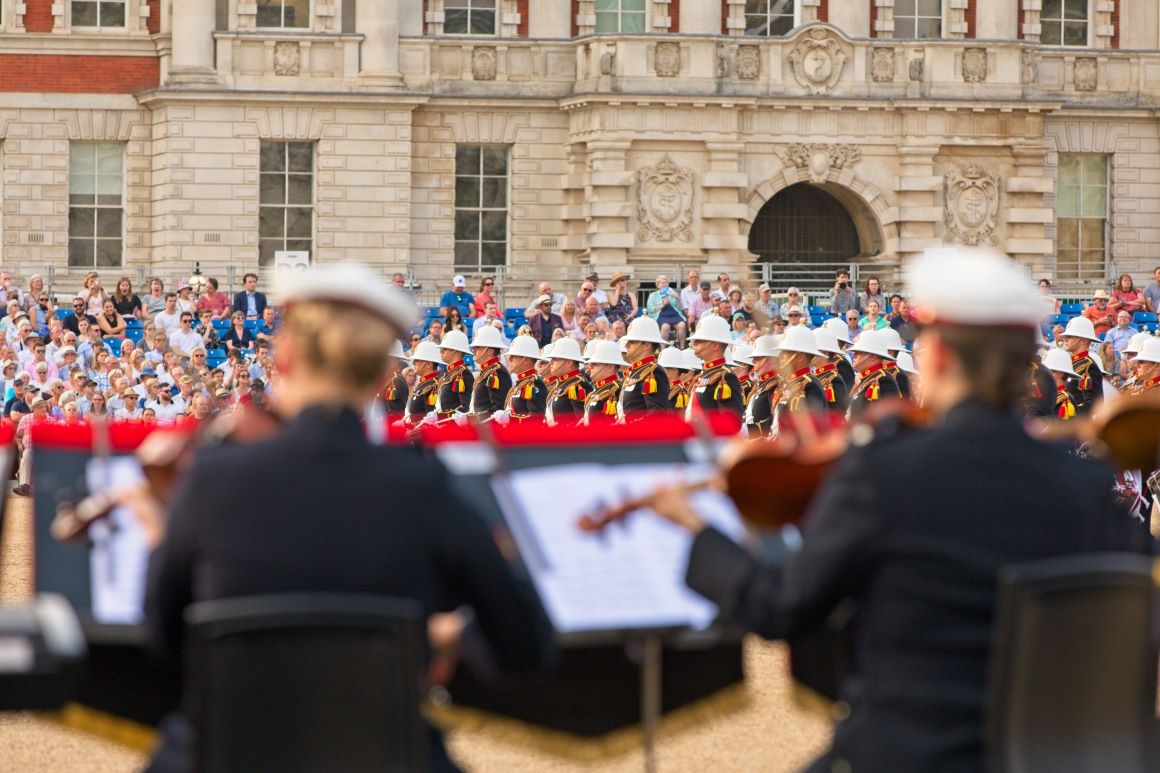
[986,553,1159,773]
[185,593,427,773]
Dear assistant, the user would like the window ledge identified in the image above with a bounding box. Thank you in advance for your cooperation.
[0,32,158,55]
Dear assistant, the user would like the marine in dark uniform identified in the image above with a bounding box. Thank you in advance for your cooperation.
[618,317,672,417]
[732,345,755,405]
[435,331,474,419]
[383,373,408,415]
[768,327,828,435]
[502,335,547,423]
[404,341,443,428]
[543,338,589,426]
[834,354,856,393]
[885,361,911,400]
[644,248,1151,773]
[1057,319,1102,414]
[811,328,850,415]
[1025,359,1057,418]
[744,372,778,438]
[467,327,512,419]
[144,264,554,773]
[846,330,901,420]
[686,316,744,420]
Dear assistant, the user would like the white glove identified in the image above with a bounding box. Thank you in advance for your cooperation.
[491,410,510,426]
[452,412,468,427]
[421,411,438,426]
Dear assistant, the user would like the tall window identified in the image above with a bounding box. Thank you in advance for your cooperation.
[69,143,123,268]
[71,0,125,26]
[454,146,508,270]
[259,141,314,268]
[444,0,496,35]
[744,0,796,37]
[595,0,647,33]
[1040,0,1088,46]
[1056,154,1108,281]
[256,0,309,28]
[893,0,942,39]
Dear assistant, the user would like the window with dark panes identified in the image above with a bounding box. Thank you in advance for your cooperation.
[1040,0,1088,46]
[444,0,496,34]
[454,146,508,271]
[71,0,125,27]
[893,0,941,39]
[744,0,795,37]
[595,0,647,33]
[259,141,314,268]
[256,0,309,28]
[69,143,123,268]
[1056,154,1107,282]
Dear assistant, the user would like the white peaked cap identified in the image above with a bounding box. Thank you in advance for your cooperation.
[687,315,734,345]
[683,348,703,371]
[1042,346,1078,376]
[581,339,599,362]
[1061,315,1101,343]
[751,335,781,359]
[907,247,1043,328]
[658,347,687,369]
[623,316,669,345]
[550,337,584,363]
[823,317,853,345]
[896,350,918,375]
[777,325,822,357]
[539,343,554,361]
[439,330,471,354]
[1136,337,1160,364]
[587,340,628,367]
[507,335,541,360]
[814,327,843,355]
[470,325,508,351]
[849,329,892,359]
[389,340,405,359]
[1123,332,1150,356]
[410,340,442,364]
[277,262,418,332]
[879,326,904,353]
[732,343,754,367]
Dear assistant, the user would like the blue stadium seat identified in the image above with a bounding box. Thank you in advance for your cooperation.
[1060,303,1085,315]
[424,306,441,318]
[243,320,259,333]
[125,318,143,329]
[56,309,75,321]
[103,337,124,350]
[1048,313,1071,326]
[212,319,230,332]
[504,307,525,319]
[1145,322,1158,334]
[807,305,827,317]
[810,316,826,328]
[1133,311,1157,325]
[125,327,144,344]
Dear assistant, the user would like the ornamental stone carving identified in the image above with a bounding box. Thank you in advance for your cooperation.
[944,164,1000,246]
[1074,57,1097,91]
[962,48,988,83]
[655,42,681,77]
[1021,49,1038,85]
[637,155,694,243]
[870,48,895,83]
[736,46,761,80]
[472,47,497,81]
[779,143,862,184]
[273,42,300,76]
[787,28,847,95]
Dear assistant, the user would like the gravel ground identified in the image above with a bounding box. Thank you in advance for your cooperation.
[0,495,830,772]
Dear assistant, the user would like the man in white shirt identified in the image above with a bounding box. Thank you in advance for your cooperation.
[145,383,181,425]
[472,301,505,337]
[115,388,142,421]
[679,269,701,313]
[168,312,204,359]
[153,293,183,336]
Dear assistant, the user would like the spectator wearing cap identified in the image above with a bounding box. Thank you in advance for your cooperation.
[646,275,687,348]
[754,284,777,321]
[859,300,889,331]
[778,287,804,319]
[528,294,564,347]
[524,282,569,316]
[175,282,195,315]
[584,272,609,307]
[785,306,812,328]
[4,376,29,418]
[1081,290,1115,338]
[232,272,268,320]
[606,272,637,327]
[686,281,715,328]
[196,277,231,319]
[439,274,476,320]
[730,312,748,341]
[1106,310,1138,358]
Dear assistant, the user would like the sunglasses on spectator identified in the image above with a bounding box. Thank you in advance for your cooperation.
[193,353,206,358]
[484,282,494,286]
[788,292,799,296]
[38,297,48,302]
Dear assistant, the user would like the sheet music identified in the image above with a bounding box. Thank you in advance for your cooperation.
[86,457,150,625]
[498,463,746,634]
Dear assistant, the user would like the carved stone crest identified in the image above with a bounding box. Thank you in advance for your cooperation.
[472,47,497,81]
[870,48,895,83]
[1021,49,1038,85]
[637,155,694,243]
[787,28,847,95]
[779,143,862,184]
[655,42,681,78]
[1073,57,1097,91]
[736,46,761,80]
[273,41,300,77]
[962,48,988,83]
[944,164,1000,246]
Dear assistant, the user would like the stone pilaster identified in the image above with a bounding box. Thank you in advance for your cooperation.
[1006,144,1054,274]
[701,141,750,272]
[585,140,633,270]
[895,144,941,259]
[355,0,405,88]
[168,0,219,84]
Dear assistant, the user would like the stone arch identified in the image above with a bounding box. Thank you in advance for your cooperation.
[744,164,899,262]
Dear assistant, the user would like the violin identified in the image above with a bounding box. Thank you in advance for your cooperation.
[1032,389,1160,471]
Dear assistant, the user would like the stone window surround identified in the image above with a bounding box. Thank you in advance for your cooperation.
[68,141,126,270]
[426,0,522,37]
[9,0,152,33]
[1021,0,1116,48]
[575,0,673,35]
[233,0,339,33]
[871,0,968,39]
[725,0,820,36]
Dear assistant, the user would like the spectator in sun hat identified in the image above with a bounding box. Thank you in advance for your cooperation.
[1081,290,1115,338]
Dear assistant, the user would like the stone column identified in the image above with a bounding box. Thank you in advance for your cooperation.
[167,0,219,84]
[356,0,405,88]
[895,143,942,260]
[1006,143,1054,276]
[701,141,751,274]
[585,140,634,271]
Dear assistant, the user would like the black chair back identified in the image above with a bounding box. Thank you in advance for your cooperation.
[986,553,1159,773]
[184,593,427,773]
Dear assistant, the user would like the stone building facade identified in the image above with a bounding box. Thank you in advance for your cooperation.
[0,0,1158,300]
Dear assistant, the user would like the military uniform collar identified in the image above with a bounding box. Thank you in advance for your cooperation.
[516,368,537,380]
[1142,376,1160,390]
[758,370,778,383]
[419,370,439,383]
[560,369,581,381]
[791,366,811,380]
[593,375,618,389]
[702,357,726,370]
[446,360,465,370]
[1070,351,1089,363]
[815,362,836,375]
[478,356,500,369]
[859,363,884,379]
[630,355,656,369]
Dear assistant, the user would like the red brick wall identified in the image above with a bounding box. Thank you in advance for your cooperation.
[517,0,528,37]
[23,0,54,32]
[1111,0,1119,48]
[869,0,878,37]
[1017,0,1024,40]
[818,0,828,23]
[670,0,679,32]
[147,0,160,34]
[572,0,579,37]
[0,55,159,93]
[965,0,976,38]
[721,0,728,34]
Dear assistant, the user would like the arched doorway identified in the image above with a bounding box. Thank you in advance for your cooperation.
[747,183,871,292]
